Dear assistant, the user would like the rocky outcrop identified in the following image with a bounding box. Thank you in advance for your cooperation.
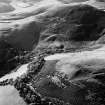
[0,0,105,51]
[17,3,105,105]
[1,0,105,105]
[10,46,105,105]
[29,46,105,105]
[0,40,29,77]
[35,4,105,52]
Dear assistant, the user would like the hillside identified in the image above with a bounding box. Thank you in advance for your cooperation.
[0,0,105,105]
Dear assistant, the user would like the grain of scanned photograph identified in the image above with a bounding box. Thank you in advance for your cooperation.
[0,0,105,105]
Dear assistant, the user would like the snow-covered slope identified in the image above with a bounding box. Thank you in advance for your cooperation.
[1,0,105,105]
[0,63,29,82]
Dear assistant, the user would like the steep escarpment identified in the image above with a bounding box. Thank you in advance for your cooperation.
[0,40,29,77]
[17,4,105,105]
[1,0,105,51]
[10,46,105,105]
[0,1,105,105]
[36,4,105,52]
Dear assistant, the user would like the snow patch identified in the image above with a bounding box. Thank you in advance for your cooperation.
[0,85,26,105]
[0,64,29,82]
[44,46,105,61]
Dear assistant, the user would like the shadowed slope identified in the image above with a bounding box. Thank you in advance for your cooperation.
[35,4,105,52]
[0,3,14,13]
[1,1,105,105]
